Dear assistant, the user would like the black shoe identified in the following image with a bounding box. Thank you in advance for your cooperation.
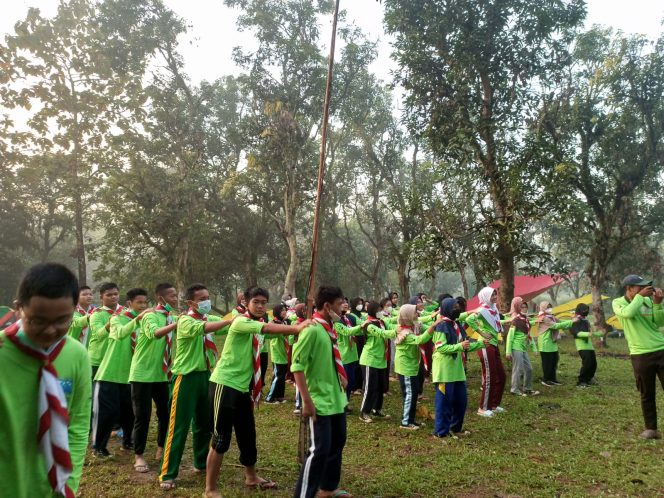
[122,442,133,451]
[93,448,112,458]
[541,381,555,387]
[371,410,391,419]
[550,380,563,386]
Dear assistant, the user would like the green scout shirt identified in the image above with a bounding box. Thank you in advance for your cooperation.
[394,330,432,377]
[172,314,226,376]
[0,330,91,496]
[358,322,396,369]
[210,317,265,392]
[335,320,363,364]
[465,312,502,347]
[67,312,91,347]
[88,306,121,367]
[290,321,347,416]
[95,311,139,384]
[268,330,289,365]
[574,331,603,351]
[129,310,171,383]
[506,326,537,355]
[432,329,484,383]
[537,320,573,353]
[612,294,664,355]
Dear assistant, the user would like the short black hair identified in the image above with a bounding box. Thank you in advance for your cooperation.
[245,286,269,302]
[99,282,119,295]
[389,291,398,298]
[379,297,391,308]
[366,300,381,318]
[438,293,452,304]
[126,288,148,301]
[16,263,79,306]
[79,285,91,292]
[456,296,467,312]
[272,304,285,318]
[575,303,590,315]
[315,286,344,310]
[155,282,175,296]
[185,284,207,301]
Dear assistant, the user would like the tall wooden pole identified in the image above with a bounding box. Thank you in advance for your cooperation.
[305,0,341,317]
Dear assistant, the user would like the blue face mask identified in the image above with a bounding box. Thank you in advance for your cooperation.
[197,300,212,315]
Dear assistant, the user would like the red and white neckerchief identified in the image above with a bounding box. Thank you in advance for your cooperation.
[97,304,123,315]
[74,304,95,345]
[538,311,560,340]
[187,309,218,370]
[366,317,391,361]
[244,312,267,406]
[122,310,139,355]
[155,304,174,380]
[479,305,503,333]
[434,316,463,349]
[519,313,532,342]
[401,324,429,371]
[341,314,356,348]
[3,323,75,498]
[313,312,348,387]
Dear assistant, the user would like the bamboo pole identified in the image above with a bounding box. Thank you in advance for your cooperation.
[304,0,341,318]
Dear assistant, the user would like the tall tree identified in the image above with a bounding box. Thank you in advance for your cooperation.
[383,0,586,309]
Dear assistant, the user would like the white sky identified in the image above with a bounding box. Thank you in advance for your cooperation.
[1,0,662,87]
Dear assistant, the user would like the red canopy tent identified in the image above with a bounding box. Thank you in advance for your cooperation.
[466,274,570,310]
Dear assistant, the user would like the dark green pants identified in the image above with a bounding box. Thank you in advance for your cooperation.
[159,371,210,481]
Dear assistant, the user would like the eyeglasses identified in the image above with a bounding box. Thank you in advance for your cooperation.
[25,317,73,331]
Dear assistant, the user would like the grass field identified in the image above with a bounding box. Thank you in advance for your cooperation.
[79,337,664,498]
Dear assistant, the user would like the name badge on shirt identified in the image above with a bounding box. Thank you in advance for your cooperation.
[60,378,73,395]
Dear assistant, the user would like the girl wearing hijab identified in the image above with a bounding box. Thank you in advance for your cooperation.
[506,297,540,396]
[570,303,603,387]
[432,298,488,437]
[394,305,436,429]
[359,301,397,423]
[465,287,507,417]
[536,301,577,386]
[349,297,366,393]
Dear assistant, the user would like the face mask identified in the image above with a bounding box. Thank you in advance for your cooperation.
[376,311,385,319]
[546,308,553,314]
[197,300,212,315]
[385,306,393,315]
[450,310,461,320]
[356,304,363,312]
[163,303,173,313]
[329,310,341,322]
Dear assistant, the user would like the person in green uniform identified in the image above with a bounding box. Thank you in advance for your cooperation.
[612,274,664,440]
[505,297,540,397]
[67,285,95,347]
[359,301,397,423]
[293,285,353,498]
[88,282,122,379]
[337,299,364,406]
[394,304,435,430]
[130,282,179,473]
[158,284,235,490]
[265,304,290,403]
[432,297,488,438]
[92,288,151,457]
[536,301,577,386]
[204,286,310,498]
[0,263,91,498]
[570,303,604,388]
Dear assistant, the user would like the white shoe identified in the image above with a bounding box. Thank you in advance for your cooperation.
[477,409,494,417]
[493,406,506,413]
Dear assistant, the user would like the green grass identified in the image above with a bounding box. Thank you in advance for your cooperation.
[80,337,664,497]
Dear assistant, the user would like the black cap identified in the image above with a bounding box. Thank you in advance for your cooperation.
[622,274,653,287]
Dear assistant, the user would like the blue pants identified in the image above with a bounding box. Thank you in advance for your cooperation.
[434,381,467,437]
[343,361,358,401]
[398,374,419,426]
[294,413,347,498]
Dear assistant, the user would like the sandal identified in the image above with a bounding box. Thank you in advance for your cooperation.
[134,463,150,473]
[159,480,176,490]
[246,478,277,490]
[318,491,353,498]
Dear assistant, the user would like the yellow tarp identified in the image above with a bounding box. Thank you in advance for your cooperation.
[606,315,623,330]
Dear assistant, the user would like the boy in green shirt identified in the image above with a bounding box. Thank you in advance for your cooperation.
[88,282,122,379]
[265,303,290,403]
[293,286,353,498]
[612,274,664,440]
[0,263,91,497]
[204,287,310,498]
[67,285,95,347]
[92,288,151,457]
[130,282,179,473]
[159,284,235,490]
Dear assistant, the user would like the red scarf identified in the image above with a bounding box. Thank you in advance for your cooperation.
[244,312,267,406]
[480,305,503,333]
[188,309,218,370]
[122,310,139,354]
[74,304,94,344]
[341,314,356,348]
[313,312,347,386]
[4,323,75,498]
[155,304,173,380]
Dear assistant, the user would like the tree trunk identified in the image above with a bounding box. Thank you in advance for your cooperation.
[458,263,469,299]
[397,257,410,301]
[73,189,86,285]
[496,240,515,313]
[284,228,298,297]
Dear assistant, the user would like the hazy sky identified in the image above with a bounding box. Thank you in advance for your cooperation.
[2,0,663,86]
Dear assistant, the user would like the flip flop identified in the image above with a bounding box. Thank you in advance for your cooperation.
[134,463,149,473]
[246,478,277,490]
[330,491,353,498]
[159,480,176,490]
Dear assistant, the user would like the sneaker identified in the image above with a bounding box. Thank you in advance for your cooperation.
[278,398,288,404]
[550,380,563,386]
[400,423,419,431]
[524,390,541,396]
[511,390,526,397]
[371,410,391,419]
[477,409,494,417]
[639,429,662,440]
[93,448,112,459]
[121,443,133,451]
[293,408,301,415]
[576,383,589,388]
[344,406,353,414]
[493,406,506,414]
[264,399,279,404]
[541,381,555,387]
[413,421,426,428]
[359,413,373,423]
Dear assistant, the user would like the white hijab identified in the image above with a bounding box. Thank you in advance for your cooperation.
[478,287,498,310]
